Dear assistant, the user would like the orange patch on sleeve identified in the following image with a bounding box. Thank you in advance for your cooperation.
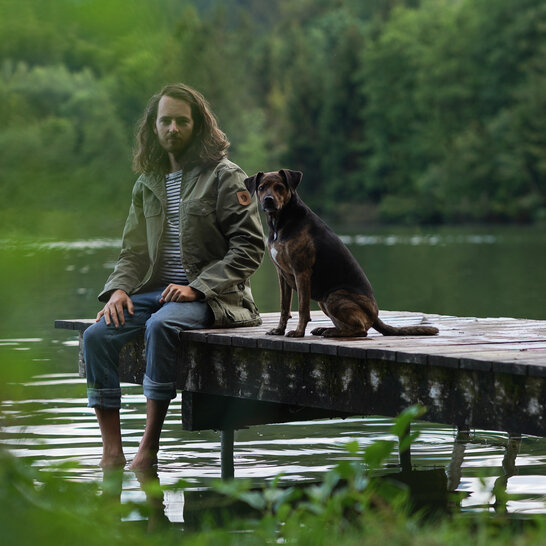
[237,190,251,206]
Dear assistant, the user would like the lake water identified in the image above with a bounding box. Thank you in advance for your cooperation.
[1,225,546,519]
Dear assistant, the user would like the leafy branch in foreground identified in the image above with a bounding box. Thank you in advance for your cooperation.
[210,405,428,540]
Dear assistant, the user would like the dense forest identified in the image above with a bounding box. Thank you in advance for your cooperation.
[0,0,544,236]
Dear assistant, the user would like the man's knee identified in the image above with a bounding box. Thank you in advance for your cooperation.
[83,321,105,350]
[83,320,128,357]
[145,315,174,344]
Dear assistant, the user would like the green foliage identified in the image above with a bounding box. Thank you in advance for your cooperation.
[0,0,544,236]
[0,61,132,236]
[207,405,427,545]
[0,452,155,546]
[359,0,546,223]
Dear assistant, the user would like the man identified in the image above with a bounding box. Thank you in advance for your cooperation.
[83,83,265,470]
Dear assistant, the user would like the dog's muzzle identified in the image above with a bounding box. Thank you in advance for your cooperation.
[261,195,277,212]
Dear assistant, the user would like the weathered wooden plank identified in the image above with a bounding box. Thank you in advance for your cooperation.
[56,311,546,370]
[54,318,95,330]
[394,343,546,362]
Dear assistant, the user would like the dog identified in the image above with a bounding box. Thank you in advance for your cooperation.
[244,169,439,338]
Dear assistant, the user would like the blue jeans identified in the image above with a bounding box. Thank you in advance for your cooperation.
[83,289,213,409]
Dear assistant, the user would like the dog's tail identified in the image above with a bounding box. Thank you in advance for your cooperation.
[373,317,439,336]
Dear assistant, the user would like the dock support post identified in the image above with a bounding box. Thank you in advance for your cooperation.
[492,432,522,513]
[399,423,412,472]
[448,426,470,491]
[221,429,235,480]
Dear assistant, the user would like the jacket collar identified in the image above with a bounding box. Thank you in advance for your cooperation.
[140,171,165,197]
[140,164,203,199]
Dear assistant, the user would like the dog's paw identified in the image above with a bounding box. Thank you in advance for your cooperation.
[310,327,327,336]
[285,330,305,338]
[266,328,286,336]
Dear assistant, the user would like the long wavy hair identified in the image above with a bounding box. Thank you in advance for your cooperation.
[132,83,230,174]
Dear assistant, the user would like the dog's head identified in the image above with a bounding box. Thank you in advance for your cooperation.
[244,169,303,213]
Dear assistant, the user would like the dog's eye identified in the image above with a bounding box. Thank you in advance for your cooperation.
[257,184,264,192]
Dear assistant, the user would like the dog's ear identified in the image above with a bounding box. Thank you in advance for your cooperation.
[279,169,303,191]
[244,172,264,196]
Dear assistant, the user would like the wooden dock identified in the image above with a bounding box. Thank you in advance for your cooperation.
[55,310,546,477]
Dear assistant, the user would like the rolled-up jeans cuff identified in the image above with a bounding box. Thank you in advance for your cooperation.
[87,387,122,409]
[143,374,177,401]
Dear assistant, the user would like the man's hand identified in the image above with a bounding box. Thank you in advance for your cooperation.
[97,289,134,327]
[160,284,200,303]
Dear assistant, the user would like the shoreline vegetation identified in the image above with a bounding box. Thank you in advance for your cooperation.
[0,0,544,237]
[1,205,545,242]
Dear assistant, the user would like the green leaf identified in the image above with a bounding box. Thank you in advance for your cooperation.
[362,440,396,470]
[391,405,427,439]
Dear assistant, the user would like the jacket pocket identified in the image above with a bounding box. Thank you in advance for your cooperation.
[181,199,225,262]
[184,199,215,217]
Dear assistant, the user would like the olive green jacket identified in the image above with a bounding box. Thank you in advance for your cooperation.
[99,158,265,327]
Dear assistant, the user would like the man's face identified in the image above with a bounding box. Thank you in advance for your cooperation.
[154,95,195,156]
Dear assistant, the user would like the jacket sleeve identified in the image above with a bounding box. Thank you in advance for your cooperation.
[98,180,151,302]
[189,165,265,299]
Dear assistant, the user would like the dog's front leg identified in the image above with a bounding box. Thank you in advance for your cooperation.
[286,272,311,337]
[267,274,293,335]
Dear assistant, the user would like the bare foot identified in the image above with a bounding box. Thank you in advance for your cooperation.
[129,398,169,471]
[100,452,126,470]
[129,449,158,471]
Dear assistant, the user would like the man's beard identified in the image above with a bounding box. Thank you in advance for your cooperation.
[169,141,197,166]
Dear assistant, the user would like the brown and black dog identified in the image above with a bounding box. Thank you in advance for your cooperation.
[244,169,439,338]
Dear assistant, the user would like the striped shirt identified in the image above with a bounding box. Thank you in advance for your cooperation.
[158,170,188,285]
